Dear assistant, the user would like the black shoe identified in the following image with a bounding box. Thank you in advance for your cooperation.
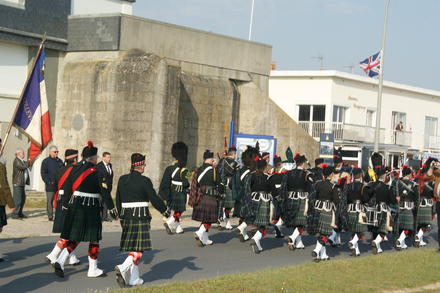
[48,218,54,222]
[11,214,20,220]
[0,258,4,262]
[54,262,64,278]
[115,266,127,288]
[102,218,112,222]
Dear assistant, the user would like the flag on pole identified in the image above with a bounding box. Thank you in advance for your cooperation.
[12,47,52,162]
[359,51,381,78]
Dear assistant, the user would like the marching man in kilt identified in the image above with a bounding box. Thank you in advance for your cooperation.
[189,150,224,246]
[234,145,260,242]
[368,166,395,254]
[53,141,117,278]
[414,158,437,247]
[268,155,286,238]
[394,166,419,250]
[46,149,80,266]
[343,167,370,256]
[114,153,170,288]
[284,153,313,250]
[159,142,189,235]
[328,155,350,247]
[248,157,272,254]
[310,165,339,262]
[216,145,238,230]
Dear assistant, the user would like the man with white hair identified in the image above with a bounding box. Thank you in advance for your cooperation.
[41,145,63,221]
[11,148,29,219]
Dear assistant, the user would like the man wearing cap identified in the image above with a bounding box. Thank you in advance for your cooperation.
[189,150,224,246]
[343,167,370,256]
[310,165,339,262]
[415,158,437,248]
[46,149,80,266]
[216,145,238,230]
[0,138,14,262]
[328,154,351,247]
[284,153,313,250]
[160,142,189,235]
[268,155,287,238]
[114,153,170,288]
[394,166,419,250]
[366,166,396,254]
[234,145,260,242]
[53,141,117,278]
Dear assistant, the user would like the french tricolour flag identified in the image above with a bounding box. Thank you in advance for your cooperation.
[13,47,52,162]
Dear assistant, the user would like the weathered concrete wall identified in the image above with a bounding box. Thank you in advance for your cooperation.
[54,50,178,186]
[236,82,319,162]
[178,72,234,169]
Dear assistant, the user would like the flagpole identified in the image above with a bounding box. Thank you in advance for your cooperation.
[0,36,46,157]
[373,0,391,153]
[248,0,255,40]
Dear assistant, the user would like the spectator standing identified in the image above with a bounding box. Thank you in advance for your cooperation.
[96,152,114,222]
[41,146,63,221]
[12,148,29,219]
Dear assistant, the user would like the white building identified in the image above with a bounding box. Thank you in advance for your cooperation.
[269,70,440,167]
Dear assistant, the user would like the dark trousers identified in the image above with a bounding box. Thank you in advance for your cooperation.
[437,202,440,247]
[13,186,26,216]
[46,191,55,220]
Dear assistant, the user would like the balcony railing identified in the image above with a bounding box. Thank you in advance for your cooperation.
[299,121,412,146]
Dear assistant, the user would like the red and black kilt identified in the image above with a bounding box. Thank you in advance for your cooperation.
[192,194,218,224]
[52,204,66,233]
[120,218,152,252]
[61,204,102,242]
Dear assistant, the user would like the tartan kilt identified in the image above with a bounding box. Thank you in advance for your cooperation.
[398,209,415,231]
[224,187,235,209]
[347,212,367,233]
[0,205,6,227]
[283,198,300,227]
[272,198,284,221]
[168,190,187,213]
[120,219,152,252]
[192,195,218,224]
[250,200,270,227]
[239,198,255,222]
[416,205,432,227]
[372,211,389,235]
[52,204,66,233]
[61,205,102,242]
[316,210,334,236]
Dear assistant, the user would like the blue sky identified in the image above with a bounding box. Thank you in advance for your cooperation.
[133,0,440,91]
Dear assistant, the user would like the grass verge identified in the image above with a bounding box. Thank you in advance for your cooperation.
[112,249,440,293]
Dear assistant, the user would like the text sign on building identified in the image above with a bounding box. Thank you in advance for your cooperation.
[234,134,277,166]
[320,133,334,165]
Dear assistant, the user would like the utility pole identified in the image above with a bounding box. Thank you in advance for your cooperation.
[248,0,255,41]
[311,55,324,70]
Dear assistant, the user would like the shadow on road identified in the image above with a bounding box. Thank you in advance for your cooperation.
[142,256,201,282]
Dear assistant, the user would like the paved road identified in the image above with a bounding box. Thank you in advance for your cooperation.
[0,227,438,293]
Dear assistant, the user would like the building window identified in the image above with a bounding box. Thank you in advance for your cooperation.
[392,111,406,131]
[298,105,325,122]
[366,110,375,127]
[298,105,311,121]
[332,106,346,123]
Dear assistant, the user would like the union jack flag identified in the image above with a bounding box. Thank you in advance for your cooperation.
[359,51,381,78]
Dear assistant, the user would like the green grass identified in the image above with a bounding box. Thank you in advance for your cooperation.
[113,249,440,293]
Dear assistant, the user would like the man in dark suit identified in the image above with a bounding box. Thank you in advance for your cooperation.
[96,152,113,221]
[12,148,30,219]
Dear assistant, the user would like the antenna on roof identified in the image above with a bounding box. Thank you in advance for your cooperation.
[311,55,324,70]
[343,65,355,74]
